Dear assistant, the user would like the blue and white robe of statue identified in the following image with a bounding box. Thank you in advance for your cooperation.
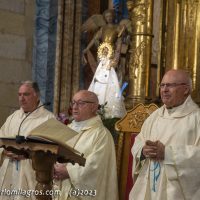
[88,58,126,118]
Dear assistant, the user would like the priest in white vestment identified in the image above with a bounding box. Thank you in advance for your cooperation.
[54,90,118,200]
[129,70,200,200]
[0,81,55,200]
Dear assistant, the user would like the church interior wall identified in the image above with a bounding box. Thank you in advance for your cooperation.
[0,0,35,125]
[0,0,199,125]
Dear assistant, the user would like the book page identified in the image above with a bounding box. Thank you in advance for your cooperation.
[29,118,78,147]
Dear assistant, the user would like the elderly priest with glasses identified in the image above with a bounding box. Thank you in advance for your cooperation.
[54,90,118,200]
[129,69,200,200]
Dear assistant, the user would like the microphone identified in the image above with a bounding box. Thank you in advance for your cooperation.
[16,102,51,144]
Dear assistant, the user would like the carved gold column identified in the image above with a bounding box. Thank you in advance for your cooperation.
[126,0,154,108]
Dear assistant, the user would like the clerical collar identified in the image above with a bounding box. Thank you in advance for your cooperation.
[166,107,176,114]
[166,106,173,109]
[166,103,183,109]
[71,119,89,132]
[71,116,98,132]
[165,103,183,114]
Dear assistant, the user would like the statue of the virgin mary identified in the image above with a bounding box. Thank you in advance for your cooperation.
[88,42,126,118]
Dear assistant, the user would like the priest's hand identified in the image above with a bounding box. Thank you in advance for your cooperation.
[4,150,26,161]
[156,140,165,160]
[142,140,165,160]
[54,163,69,180]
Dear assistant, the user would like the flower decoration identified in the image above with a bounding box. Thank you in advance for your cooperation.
[97,102,108,121]
[97,102,120,143]
[57,113,69,125]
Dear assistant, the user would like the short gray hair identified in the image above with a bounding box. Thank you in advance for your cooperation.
[21,80,40,96]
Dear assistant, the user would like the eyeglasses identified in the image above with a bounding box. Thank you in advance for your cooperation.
[70,100,95,107]
[159,83,188,89]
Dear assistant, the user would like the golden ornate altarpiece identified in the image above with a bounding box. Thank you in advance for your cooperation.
[53,0,200,112]
[126,0,200,108]
[164,0,200,104]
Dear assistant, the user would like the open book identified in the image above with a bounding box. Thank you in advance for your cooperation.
[28,118,78,144]
[0,119,86,166]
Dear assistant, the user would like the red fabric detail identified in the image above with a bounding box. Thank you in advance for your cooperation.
[125,134,136,200]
